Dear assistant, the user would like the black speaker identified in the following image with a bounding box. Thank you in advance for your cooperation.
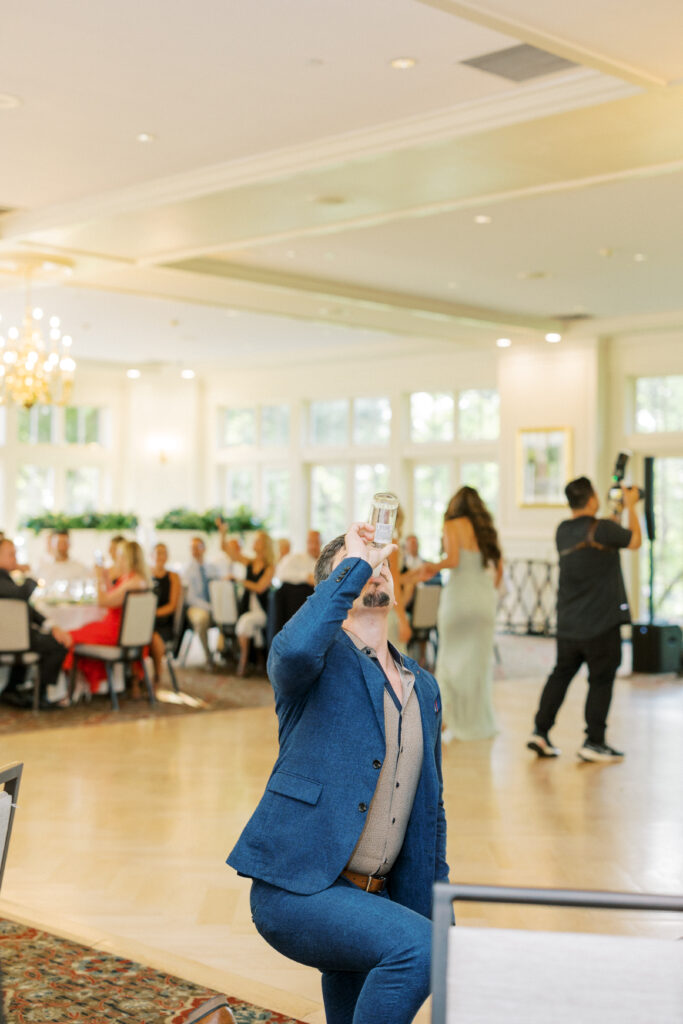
[643,456,655,541]
[632,622,682,674]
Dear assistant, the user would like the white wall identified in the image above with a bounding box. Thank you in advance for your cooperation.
[497,340,600,559]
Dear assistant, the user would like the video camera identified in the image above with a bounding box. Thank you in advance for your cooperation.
[606,450,644,516]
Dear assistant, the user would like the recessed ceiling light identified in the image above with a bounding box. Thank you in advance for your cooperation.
[126,368,141,379]
[496,337,512,348]
[517,270,548,280]
[545,332,562,343]
[0,93,22,109]
[136,132,155,143]
[181,369,195,380]
[633,253,647,262]
[32,307,43,321]
[474,214,492,224]
[390,57,417,70]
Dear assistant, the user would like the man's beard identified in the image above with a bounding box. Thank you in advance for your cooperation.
[362,589,391,608]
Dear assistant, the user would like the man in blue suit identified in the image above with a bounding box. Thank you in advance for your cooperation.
[228,521,449,1024]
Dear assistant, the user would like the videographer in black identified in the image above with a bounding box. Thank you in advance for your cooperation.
[527,476,642,762]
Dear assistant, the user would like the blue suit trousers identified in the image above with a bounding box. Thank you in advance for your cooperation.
[250,876,431,1024]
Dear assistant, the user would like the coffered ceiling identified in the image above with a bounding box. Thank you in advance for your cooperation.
[1,0,682,366]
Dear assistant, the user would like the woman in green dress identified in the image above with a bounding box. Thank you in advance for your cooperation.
[420,486,503,742]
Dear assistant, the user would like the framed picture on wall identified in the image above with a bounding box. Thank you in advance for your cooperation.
[517,428,572,507]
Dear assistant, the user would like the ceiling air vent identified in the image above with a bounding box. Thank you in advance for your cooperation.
[555,313,593,323]
[462,43,579,82]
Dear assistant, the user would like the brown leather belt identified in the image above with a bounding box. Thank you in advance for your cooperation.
[341,869,387,893]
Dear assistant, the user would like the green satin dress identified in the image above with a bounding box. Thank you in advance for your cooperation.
[435,549,497,740]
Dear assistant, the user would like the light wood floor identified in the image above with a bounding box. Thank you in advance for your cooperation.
[1,659,682,1023]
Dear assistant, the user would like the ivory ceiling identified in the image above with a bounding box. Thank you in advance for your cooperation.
[1,0,682,366]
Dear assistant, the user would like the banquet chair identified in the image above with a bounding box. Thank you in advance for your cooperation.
[159,593,185,693]
[208,579,239,664]
[0,762,23,891]
[430,882,683,1024]
[0,599,42,712]
[408,584,441,669]
[68,590,158,711]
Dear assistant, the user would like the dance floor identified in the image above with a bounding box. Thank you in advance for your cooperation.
[1,643,682,1023]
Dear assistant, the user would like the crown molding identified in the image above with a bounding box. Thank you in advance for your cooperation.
[0,69,638,242]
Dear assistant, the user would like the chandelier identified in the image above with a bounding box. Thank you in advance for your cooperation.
[0,262,76,409]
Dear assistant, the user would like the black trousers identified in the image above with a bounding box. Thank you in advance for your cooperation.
[534,625,623,744]
[9,630,67,696]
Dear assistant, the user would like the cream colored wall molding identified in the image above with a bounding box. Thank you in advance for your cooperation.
[0,69,636,243]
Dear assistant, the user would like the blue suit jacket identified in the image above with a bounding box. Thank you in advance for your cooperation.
[227,556,449,920]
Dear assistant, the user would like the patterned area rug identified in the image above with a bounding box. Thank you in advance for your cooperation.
[0,666,274,735]
[0,917,304,1023]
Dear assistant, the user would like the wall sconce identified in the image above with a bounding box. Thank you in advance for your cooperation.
[145,433,181,465]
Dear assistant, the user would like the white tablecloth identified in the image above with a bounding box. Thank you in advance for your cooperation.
[34,601,107,632]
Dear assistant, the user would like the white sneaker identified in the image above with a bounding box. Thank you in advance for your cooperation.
[527,732,560,757]
[577,741,624,762]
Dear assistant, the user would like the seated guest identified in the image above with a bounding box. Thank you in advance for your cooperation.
[183,536,224,669]
[277,537,291,560]
[0,538,70,709]
[37,529,90,586]
[403,533,424,572]
[149,542,181,685]
[275,529,321,586]
[225,531,275,676]
[106,534,127,585]
[62,541,149,697]
[401,532,426,612]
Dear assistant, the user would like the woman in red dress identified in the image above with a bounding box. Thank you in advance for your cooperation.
[62,540,149,695]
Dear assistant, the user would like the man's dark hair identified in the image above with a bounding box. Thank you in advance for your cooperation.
[314,535,346,585]
[565,476,595,510]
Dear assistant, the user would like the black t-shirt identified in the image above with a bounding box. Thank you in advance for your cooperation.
[555,516,632,640]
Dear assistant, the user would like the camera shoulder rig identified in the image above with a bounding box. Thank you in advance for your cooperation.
[558,519,609,559]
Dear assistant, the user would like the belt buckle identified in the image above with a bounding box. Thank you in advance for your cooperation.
[365,875,373,892]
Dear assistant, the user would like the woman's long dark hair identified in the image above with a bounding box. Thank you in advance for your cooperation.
[444,485,501,567]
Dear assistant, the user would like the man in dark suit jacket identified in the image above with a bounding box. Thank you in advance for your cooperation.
[228,522,449,1024]
[0,539,70,708]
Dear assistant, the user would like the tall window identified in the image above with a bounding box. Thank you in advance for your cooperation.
[410,392,454,443]
[311,465,347,541]
[461,461,500,515]
[458,389,500,440]
[354,463,390,522]
[309,400,349,446]
[218,407,256,447]
[635,376,683,433]
[261,404,290,447]
[16,465,55,523]
[65,467,100,514]
[262,467,290,537]
[65,406,102,445]
[353,397,391,446]
[412,463,450,561]
[18,405,53,444]
[641,457,683,619]
[219,466,255,511]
